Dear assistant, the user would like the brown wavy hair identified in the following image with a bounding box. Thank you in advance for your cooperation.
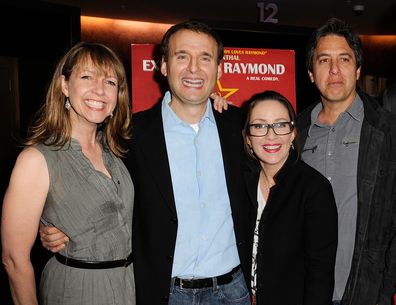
[25,42,131,157]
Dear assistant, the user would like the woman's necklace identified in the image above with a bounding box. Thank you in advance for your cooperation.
[260,170,272,195]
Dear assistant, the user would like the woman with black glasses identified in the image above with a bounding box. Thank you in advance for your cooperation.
[242,90,338,305]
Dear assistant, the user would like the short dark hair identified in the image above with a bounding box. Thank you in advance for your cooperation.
[306,17,362,72]
[243,90,299,159]
[160,20,224,64]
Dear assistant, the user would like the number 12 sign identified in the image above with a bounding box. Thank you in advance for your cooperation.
[257,2,279,24]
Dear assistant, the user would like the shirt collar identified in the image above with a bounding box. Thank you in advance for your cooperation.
[161,91,215,128]
[69,131,106,152]
[307,94,364,137]
[346,93,364,122]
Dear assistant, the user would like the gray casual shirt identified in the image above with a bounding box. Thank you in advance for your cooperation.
[301,95,364,301]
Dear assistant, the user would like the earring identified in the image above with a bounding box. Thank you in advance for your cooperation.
[290,142,295,150]
[109,112,113,118]
[65,97,71,110]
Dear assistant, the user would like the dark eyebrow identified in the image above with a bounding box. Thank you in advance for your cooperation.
[173,50,213,58]
[316,52,353,59]
[201,52,213,58]
[174,50,188,55]
[338,53,353,58]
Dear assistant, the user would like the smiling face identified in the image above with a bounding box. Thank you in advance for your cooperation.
[160,29,222,111]
[247,100,295,174]
[61,57,118,128]
[308,35,360,107]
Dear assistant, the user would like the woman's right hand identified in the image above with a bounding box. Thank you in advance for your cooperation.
[39,223,69,253]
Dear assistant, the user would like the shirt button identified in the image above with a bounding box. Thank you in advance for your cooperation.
[327,151,332,156]
[197,171,201,176]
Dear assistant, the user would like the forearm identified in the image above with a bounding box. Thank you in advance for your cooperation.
[304,268,335,305]
[4,257,38,305]
[304,184,338,305]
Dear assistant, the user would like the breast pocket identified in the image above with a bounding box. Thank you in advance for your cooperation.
[301,143,325,174]
[338,135,359,176]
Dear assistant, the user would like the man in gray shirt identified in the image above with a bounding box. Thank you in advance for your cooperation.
[297,18,396,305]
[302,94,362,302]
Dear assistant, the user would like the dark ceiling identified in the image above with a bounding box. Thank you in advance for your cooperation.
[44,0,396,35]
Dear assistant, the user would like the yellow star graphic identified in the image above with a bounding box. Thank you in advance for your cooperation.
[215,80,239,100]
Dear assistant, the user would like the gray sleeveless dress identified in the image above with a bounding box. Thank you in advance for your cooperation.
[37,137,135,305]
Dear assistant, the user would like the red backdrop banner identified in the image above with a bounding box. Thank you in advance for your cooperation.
[131,44,296,113]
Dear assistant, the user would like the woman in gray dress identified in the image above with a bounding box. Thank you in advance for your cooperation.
[1,42,135,305]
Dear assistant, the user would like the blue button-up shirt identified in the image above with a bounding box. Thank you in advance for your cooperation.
[161,91,240,279]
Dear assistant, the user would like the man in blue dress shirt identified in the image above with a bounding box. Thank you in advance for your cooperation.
[128,21,251,305]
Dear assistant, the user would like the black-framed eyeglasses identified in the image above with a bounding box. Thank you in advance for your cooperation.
[248,121,294,137]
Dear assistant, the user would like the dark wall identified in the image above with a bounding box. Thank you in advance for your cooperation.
[0,2,81,133]
[0,2,81,304]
